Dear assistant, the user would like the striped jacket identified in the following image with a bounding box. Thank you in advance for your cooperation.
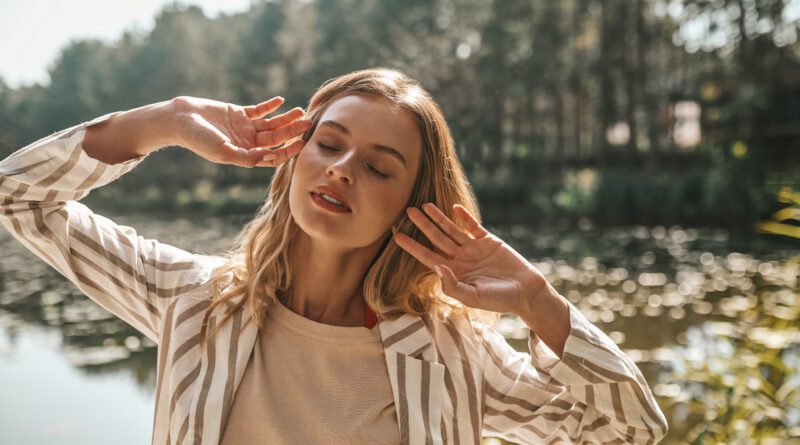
[0,113,668,444]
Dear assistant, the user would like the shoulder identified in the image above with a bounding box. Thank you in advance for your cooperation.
[424,304,498,360]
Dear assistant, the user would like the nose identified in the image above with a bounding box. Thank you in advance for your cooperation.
[325,154,354,184]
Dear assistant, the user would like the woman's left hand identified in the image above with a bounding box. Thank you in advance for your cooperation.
[393,203,547,315]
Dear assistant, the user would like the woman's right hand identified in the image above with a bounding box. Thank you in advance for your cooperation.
[171,96,312,168]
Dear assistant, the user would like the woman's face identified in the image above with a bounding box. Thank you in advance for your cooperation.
[289,94,423,249]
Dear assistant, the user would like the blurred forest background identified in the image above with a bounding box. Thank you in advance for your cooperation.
[1,0,798,230]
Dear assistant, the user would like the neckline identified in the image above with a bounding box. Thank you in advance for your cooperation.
[267,298,382,343]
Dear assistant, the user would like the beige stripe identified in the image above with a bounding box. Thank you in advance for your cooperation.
[177,414,191,445]
[485,404,613,441]
[34,143,83,187]
[31,202,73,261]
[1,157,53,176]
[153,302,178,423]
[68,226,205,298]
[409,342,430,359]
[421,314,442,363]
[68,246,160,317]
[563,357,665,438]
[176,299,212,328]
[610,382,626,424]
[572,354,665,433]
[9,181,28,198]
[561,352,605,383]
[480,331,561,394]
[192,316,218,443]
[53,209,198,276]
[383,319,425,349]
[1,197,61,279]
[627,425,637,442]
[397,352,410,445]
[443,363,459,445]
[581,411,612,432]
[170,362,202,418]
[75,162,107,190]
[645,417,655,445]
[484,401,579,424]
[43,189,59,202]
[218,310,243,435]
[142,257,200,273]
[173,332,202,364]
[440,415,447,445]
[421,359,432,445]
[443,320,480,443]
[73,270,156,336]
[482,406,554,440]
[484,380,542,414]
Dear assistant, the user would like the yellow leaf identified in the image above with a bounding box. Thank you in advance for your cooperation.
[756,221,800,239]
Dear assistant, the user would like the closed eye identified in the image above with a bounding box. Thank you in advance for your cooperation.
[368,165,389,178]
[319,142,340,152]
[319,143,390,179]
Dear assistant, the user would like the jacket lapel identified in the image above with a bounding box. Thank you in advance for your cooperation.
[380,314,447,445]
[184,301,260,445]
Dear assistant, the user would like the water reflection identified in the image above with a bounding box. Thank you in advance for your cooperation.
[1,216,798,443]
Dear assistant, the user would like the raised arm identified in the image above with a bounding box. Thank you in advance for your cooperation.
[0,97,311,343]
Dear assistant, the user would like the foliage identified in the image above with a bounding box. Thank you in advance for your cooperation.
[0,0,798,228]
[658,189,800,443]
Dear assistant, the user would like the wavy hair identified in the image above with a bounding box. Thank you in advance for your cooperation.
[200,68,499,345]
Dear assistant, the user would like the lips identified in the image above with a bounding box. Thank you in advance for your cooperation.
[311,185,351,211]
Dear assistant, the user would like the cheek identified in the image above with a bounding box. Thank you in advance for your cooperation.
[367,182,413,222]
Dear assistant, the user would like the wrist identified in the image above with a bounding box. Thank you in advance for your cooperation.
[114,99,178,156]
[514,271,549,318]
[515,278,571,359]
[146,99,182,150]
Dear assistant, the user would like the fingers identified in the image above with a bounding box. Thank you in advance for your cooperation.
[219,141,269,167]
[421,203,472,245]
[217,138,305,169]
[253,107,306,131]
[252,139,307,167]
[406,206,460,258]
[244,97,285,119]
[454,204,488,239]
[256,119,313,148]
[392,229,449,270]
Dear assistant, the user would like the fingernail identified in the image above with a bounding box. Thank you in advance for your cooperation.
[262,154,276,162]
[434,265,443,278]
[392,224,398,234]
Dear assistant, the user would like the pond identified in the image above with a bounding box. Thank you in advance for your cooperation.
[1,213,798,444]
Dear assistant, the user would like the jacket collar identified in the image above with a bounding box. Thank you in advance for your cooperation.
[378,311,438,361]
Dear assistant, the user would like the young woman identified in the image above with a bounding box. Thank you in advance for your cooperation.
[0,68,667,444]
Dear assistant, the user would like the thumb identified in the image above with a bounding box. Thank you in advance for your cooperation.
[435,264,479,307]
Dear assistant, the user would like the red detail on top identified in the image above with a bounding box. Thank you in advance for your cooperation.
[365,306,378,329]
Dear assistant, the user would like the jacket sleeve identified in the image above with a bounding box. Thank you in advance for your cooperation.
[476,301,668,444]
[0,113,225,344]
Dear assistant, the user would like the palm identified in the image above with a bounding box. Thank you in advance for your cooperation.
[173,96,311,168]
[393,203,544,314]
[195,103,259,149]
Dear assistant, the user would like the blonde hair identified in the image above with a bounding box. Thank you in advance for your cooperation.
[200,68,499,345]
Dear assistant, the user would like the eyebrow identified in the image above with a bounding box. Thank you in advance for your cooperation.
[318,120,407,168]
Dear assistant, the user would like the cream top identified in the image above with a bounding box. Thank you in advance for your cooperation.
[220,299,400,445]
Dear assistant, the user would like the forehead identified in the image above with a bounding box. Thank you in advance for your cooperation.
[317,95,422,163]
